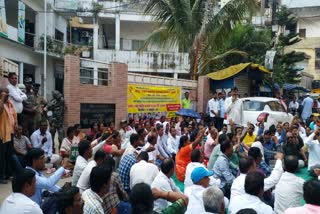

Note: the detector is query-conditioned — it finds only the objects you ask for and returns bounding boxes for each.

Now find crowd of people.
[0,73,320,214]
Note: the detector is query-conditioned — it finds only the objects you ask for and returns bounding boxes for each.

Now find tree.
[141,0,258,79]
[272,6,308,85]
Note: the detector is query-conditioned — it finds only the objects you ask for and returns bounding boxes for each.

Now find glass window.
[267,101,286,112]
[80,67,93,84]
[243,100,265,111]
[315,48,320,70]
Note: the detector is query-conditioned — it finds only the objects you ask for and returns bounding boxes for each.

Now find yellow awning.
[206,63,271,80]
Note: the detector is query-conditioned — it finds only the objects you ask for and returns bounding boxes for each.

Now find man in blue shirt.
[25,148,68,205]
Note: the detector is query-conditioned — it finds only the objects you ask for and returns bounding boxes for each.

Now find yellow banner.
[128,84,181,118]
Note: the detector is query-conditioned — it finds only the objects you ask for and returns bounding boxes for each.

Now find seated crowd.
[1,114,320,214]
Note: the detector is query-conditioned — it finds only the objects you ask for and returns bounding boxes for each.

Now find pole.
[44,0,47,99]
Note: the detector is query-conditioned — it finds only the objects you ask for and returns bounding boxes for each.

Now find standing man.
[289,96,299,115]
[225,87,243,126]
[46,90,64,151]
[33,83,47,131]
[0,87,18,184]
[182,92,191,109]
[301,93,313,122]
[208,91,220,128]
[22,77,36,137]
[217,91,226,131]
[6,72,27,118]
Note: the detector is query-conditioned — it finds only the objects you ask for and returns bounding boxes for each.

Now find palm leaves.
[141,0,259,78]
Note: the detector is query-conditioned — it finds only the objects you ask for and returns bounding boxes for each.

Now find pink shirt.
[285,204,320,214]
[204,134,215,159]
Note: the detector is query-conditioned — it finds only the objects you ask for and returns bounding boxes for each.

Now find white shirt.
[130,160,159,189]
[230,159,283,200]
[228,193,274,214]
[77,160,97,193]
[167,134,180,154]
[289,101,299,110]
[142,142,159,163]
[30,129,54,157]
[305,133,320,170]
[151,171,181,212]
[72,155,88,186]
[0,193,43,214]
[274,172,304,214]
[184,185,206,214]
[208,98,220,117]
[121,144,136,160]
[225,97,243,125]
[184,162,220,188]
[7,83,27,113]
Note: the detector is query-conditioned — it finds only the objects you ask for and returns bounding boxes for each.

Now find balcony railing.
[95,49,189,73]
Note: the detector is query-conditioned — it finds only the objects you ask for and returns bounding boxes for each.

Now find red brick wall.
[197,76,210,113]
[64,55,128,128]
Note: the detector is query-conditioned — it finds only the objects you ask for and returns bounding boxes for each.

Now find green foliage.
[272,6,307,86]
[142,0,259,78]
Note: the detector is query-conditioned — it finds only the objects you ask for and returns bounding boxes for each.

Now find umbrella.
[176,109,200,118]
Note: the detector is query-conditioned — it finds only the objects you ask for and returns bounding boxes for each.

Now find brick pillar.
[197,76,210,113]
[108,63,128,127]
[64,55,81,127]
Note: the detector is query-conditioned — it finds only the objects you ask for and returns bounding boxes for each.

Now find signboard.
[127,84,181,119]
[80,103,115,129]
[18,1,25,43]
[265,50,277,70]
[55,0,78,10]
[0,0,7,38]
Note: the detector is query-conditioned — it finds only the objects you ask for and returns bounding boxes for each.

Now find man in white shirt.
[77,150,107,193]
[208,91,220,127]
[167,127,180,155]
[185,167,214,214]
[228,171,273,214]
[30,121,61,168]
[304,129,320,176]
[6,72,27,114]
[122,133,141,159]
[151,158,181,212]
[72,140,92,186]
[289,96,299,115]
[231,154,283,200]
[0,168,43,214]
[202,186,225,214]
[224,87,243,126]
[130,151,159,189]
[184,149,220,188]
[274,156,305,214]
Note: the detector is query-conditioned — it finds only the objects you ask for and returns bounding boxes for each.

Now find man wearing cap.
[185,167,223,214]
[22,77,36,137]
[301,93,313,122]
[32,83,47,131]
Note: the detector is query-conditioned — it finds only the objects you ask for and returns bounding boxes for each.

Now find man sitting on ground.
[274,155,305,214]
[72,140,92,186]
[56,186,83,214]
[0,168,43,213]
[25,148,68,205]
[77,150,107,193]
[130,151,159,189]
[151,158,181,213]
[284,180,320,214]
[228,171,273,214]
[202,186,225,214]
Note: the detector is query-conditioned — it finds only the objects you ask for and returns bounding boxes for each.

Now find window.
[98,68,109,86]
[80,67,93,84]
[299,29,306,38]
[243,100,265,111]
[316,48,320,70]
[132,40,144,51]
[267,101,286,112]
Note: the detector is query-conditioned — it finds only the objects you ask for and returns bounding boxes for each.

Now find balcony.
[95,49,189,73]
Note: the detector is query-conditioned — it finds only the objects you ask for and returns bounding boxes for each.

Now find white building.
[0,0,68,97]
[281,0,320,80]
[54,0,190,79]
